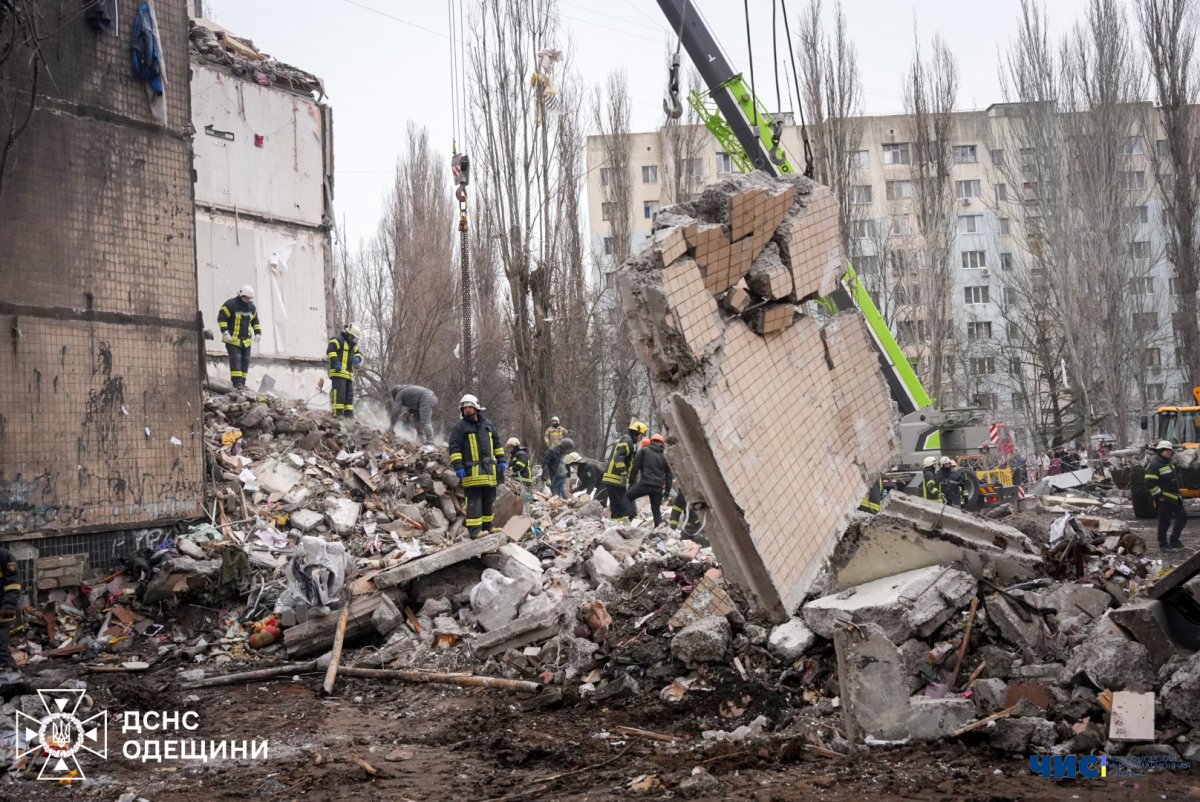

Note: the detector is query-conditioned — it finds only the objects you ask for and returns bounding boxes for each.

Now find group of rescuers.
[217,285,695,539]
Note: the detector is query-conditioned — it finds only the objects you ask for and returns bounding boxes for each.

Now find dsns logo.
[14,689,108,782]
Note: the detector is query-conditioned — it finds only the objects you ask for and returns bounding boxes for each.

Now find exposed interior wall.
[0,0,204,535]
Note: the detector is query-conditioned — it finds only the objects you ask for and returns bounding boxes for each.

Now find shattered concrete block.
[1109,600,1177,669]
[376,533,506,589]
[773,184,842,298]
[973,677,1008,715]
[472,610,562,659]
[418,597,452,619]
[984,594,1050,653]
[595,674,640,703]
[989,717,1057,753]
[490,543,544,585]
[746,303,797,335]
[1109,691,1156,742]
[1160,652,1200,729]
[1061,633,1157,692]
[671,616,731,666]
[289,508,324,533]
[669,575,736,630]
[325,497,361,535]
[722,285,751,314]
[803,565,976,643]
[767,618,816,662]
[254,459,302,495]
[833,622,974,742]
[470,571,535,632]
[1045,583,1112,630]
[833,493,1042,590]
[587,546,623,586]
[372,593,402,637]
[745,244,794,300]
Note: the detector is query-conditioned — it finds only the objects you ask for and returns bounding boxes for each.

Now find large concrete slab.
[375,533,507,589]
[618,173,897,622]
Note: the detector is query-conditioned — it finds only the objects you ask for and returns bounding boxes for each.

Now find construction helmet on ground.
[559,437,575,451]
[650,434,665,445]
[922,456,938,468]
[564,451,582,465]
[345,323,363,339]
[460,393,484,410]
[629,418,648,435]
[239,285,255,300]
[506,437,521,448]
[1156,440,1174,451]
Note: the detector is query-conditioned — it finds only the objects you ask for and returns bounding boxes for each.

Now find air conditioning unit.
[961,198,971,206]
[981,268,992,278]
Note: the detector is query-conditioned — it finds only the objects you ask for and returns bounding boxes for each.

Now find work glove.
[221,332,234,345]
[351,355,363,367]
[0,605,15,620]
[455,467,466,480]
[254,331,262,341]
[497,461,507,483]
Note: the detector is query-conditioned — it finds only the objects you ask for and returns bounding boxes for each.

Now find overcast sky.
[204,0,1092,246]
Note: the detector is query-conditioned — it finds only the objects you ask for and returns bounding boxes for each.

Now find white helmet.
[1156,440,1174,451]
[939,456,955,467]
[563,451,582,465]
[345,323,363,339]
[239,285,255,300]
[460,393,485,411]
[506,437,521,448]
[550,416,560,424]
[922,456,937,468]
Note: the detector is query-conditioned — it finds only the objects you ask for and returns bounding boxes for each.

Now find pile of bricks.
[618,172,897,621]
[36,554,88,591]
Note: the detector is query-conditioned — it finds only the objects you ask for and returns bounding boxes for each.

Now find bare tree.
[904,31,959,403]
[1138,0,1200,391]
[658,66,707,205]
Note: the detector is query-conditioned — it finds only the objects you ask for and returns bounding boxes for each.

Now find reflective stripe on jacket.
[327,334,360,379]
[511,447,532,485]
[449,414,504,488]
[217,296,261,347]
[1147,454,1181,501]
[603,433,636,487]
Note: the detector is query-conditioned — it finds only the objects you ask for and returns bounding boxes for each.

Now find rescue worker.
[0,546,22,679]
[564,451,607,502]
[544,417,569,449]
[1147,440,1187,550]
[603,418,647,522]
[389,384,439,443]
[542,437,573,499]
[448,394,506,538]
[327,324,362,417]
[938,457,964,508]
[921,456,944,502]
[627,433,672,526]
[217,285,261,390]
[506,437,533,488]
[857,476,884,513]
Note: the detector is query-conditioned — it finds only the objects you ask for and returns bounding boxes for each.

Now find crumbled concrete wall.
[617,173,897,622]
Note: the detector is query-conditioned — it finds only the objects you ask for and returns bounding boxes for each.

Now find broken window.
[953,145,978,164]
[715,152,734,174]
[851,219,876,239]
[885,180,914,200]
[883,142,911,165]
[967,321,993,340]
[956,180,982,199]
[643,200,659,219]
[994,183,1007,201]
[960,215,982,233]
[961,250,987,269]
[849,184,874,204]
[641,165,659,184]
[964,285,990,305]
[970,356,996,375]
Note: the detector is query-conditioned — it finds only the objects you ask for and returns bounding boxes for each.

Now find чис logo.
[14,689,108,782]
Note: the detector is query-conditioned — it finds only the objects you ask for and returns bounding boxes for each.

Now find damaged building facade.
[190,13,336,402]
[0,0,204,551]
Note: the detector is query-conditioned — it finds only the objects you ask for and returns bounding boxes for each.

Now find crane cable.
[743,0,757,130]
[779,0,815,178]
[663,0,686,119]
[448,0,473,384]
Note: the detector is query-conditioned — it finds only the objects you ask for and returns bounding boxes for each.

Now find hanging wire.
[772,0,781,115]
[458,0,468,131]
[779,0,815,178]
[448,0,459,146]
[743,0,758,128]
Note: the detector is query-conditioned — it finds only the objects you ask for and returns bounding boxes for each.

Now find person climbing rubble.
[627,433,672,527]
[921,456,944,502]
[564,450,607,502]
[544,416,569,448]
[217,285,261,391]
[1147,439,1187,550]
[449,394,506,538]
[0,545,23,682]
[542,437,573,499]
[602,418,647,522]
[389,384,439,444]
[327,323,363,418]
[506,437,533,488]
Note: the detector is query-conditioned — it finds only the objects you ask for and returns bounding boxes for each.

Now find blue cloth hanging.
[130,2,164,95]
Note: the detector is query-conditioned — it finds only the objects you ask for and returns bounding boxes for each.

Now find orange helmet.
[650,434,665,445]
[640,438,651,448]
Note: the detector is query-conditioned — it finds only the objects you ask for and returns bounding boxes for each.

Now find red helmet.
[640,438,650,448]
[650,434,665,445]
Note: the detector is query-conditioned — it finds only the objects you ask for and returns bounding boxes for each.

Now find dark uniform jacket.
[449,414,505,489]
[510,447,532,486]
[922,468,944,501]
[217,296,261,347]
[603,431,637,488]
[1147,454,1182,502]
[629,442,671,496]
[574,458,606,493]
[327,333,361,379]
[0,546,20,616]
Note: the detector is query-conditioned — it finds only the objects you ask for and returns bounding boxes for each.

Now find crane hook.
[663,52,683,120]
[769,119,787,165]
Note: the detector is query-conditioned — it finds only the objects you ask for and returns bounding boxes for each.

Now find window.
[1011,391,1026,408]
[851,219,876,239]
[1019,147,1037,164]
[1147,383,1166,401]
[855,255,880,275]
[685,159,703,180]
[1145,347,1162,368]
[970,356,996,375]
[999,218,1012,235]
[994,183,1007,201]
[1009,358,1023,375]
[897,319,928,343]
[1121,170,1146,190]
[960,214,982,233]
[965,285,990,304]
[956,180,982,199]
[961,250,987,269]
[602,236,614,255]
[953,144,978,164]
[1131,276,1154,295]
[849,184,874,204]
[1127,205,1149,224]
[1130,240,1152,261]
[890,251,917,275]
[886,180,914,200]
[967,321,993,341]
[1170,276,1183,295]
[891,215,913,236]
[895,283,921,305]
[918,141,940,163]
[643,200,659,220]
[1000,252,1015,271]
[849,149,869,169]
[1174,311,1189,337]
[991,149,1005,167]
[1134,312,1158,332]
[974,392,998,411]
[1123,136,1144,156]
[883,142,912,165]
[1003,286,1017,308]
[715,152,734,174]
[1022,180,1040,198]
[641,165,658,184]
[1156,139,1170,159]
[600,167,616,187]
